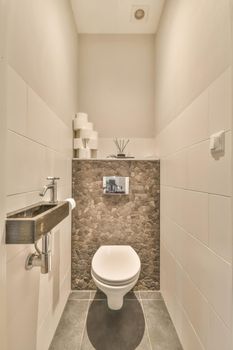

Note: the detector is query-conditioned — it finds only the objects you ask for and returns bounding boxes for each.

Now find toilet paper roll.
[79,128,94,139]
[82,122,93,130]
[73,138,84,149]
[79,148,91,159]
[75,112,88,122]
[73,119,87,130]
[65,198,76,210]
[88,139,98,150]
[89,131,98,140]
[73,113,88,130]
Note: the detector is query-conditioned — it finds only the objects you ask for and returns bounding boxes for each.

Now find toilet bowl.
[91,245,141,310]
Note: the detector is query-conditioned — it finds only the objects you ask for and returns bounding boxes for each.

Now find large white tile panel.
[161,187,183,225]
[178,90,209,149]
[176,263,209,348]
[187,140,209,192]
[209,194,232,263]
[208,131,231,196]
[162,187,208,244]
[6,191,40,213]
[7,247,40,350]
[207,307,231,350]
[155,90,209,158]
[176,226,232,327]
[181,190,209,244]
[175,306,205,350]
[162,149,187,188]
[7,131,46,195]
[209,67,232,135]
[160,243,177,321]
[27,87,59,149]
[205,251,232,327]
[37,271,53,329]
[36,270,70,350]
[7,65,27,135]
[161,215,178,258]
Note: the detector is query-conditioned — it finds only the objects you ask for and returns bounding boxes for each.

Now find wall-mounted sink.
[6,201,69,244]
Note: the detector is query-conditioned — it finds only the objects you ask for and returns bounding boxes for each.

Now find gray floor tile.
[90,289,140,301]
[140,291,162,300]
[142,300,183,350]
[49,300,89,350]
[69,291,91,300]
[90,289,106,300]
[124,291,141,300]
[81,299,148,350]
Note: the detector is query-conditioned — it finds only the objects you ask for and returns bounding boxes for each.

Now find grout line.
[79,298,91,349]
[162,214,232,266]
[7,129,72,156]
[7,189,40,197]
[140,299,153,350]
[161,240,232,330]
[161,184,231,198]
[8,63,71,129]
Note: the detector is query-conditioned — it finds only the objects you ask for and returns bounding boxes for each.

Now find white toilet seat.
[91,268,140,286]
[91,245,141,285]
[91,245,141,310]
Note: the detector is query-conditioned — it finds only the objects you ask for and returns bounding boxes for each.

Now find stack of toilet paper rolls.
[73,112,98,159]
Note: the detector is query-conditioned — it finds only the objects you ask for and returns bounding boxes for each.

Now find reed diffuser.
[114,138,130,157]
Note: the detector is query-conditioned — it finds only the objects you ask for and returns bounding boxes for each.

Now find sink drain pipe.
[25,232,52,274]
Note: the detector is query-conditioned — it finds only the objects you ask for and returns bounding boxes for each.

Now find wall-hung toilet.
[91,245,141,310]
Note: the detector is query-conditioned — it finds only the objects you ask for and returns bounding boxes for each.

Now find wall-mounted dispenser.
[103,176,129,195]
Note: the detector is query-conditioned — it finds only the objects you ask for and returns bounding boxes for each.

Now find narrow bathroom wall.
[0,0,7,348]
[72,160,160,290]
[78,34,156,157]
[5,1,79,349]
[154,1,232,349]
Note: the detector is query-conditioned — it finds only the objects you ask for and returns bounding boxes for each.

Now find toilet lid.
[91,245,141,284]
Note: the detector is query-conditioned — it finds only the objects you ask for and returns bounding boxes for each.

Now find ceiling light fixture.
[134,8,145,20]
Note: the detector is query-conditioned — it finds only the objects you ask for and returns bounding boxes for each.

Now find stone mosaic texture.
[72,160,160,290]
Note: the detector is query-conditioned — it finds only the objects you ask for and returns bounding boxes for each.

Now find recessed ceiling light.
[134,8,145,20]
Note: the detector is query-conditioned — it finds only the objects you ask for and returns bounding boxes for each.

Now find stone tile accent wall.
[72,160,160,290]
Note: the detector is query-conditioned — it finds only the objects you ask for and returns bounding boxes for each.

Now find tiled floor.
[49,291,183,350]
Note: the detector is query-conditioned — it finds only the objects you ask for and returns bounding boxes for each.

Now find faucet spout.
[39,185,50,197]
[39,177,60,203]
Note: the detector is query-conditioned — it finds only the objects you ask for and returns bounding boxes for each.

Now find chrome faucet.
[39,177,60,203]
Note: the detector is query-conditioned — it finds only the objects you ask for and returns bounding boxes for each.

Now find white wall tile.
[162,187,209,245]
[176,263,209,348]
[27,87,58,149]
[175,306,205,350]
[6,74,72,350]
[156,8,233,348]
[174,223,232,327]
[155,90,209,158]
[178,90,209,149]
[7,131,46,195]
[209,194,232,262]
[205,252,232,328]
[207,307,232,350]
[36,270,70,350]
[209,68,232,135]
[181,190,208,244]
[7,247,40,350]
[162,149,187,188]
[6,191,40,213]
[7,65,27,135]
[187,141,209,192]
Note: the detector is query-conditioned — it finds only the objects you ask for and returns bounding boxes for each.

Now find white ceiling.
[71,0,165,34]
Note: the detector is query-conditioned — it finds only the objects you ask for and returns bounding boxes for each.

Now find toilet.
[91,245,141,310]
